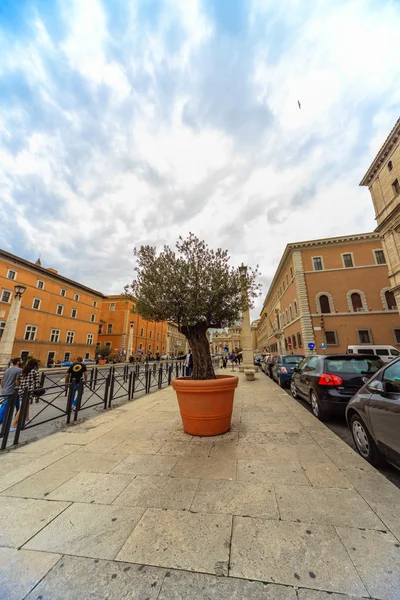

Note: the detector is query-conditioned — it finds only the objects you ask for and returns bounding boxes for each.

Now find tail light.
[280,367,288,373]
[318,373,343,386]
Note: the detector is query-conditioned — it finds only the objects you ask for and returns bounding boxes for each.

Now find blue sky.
[1,0,399,316]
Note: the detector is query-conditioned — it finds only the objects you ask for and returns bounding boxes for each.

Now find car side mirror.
[293,367,299,373]
[367,380,384,394]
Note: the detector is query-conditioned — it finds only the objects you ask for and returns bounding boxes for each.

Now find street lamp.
[0,284,27,368]
[128,320,134,360]
[238,264,256,380]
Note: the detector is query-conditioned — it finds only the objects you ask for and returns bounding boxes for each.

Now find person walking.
[0,357,22,424]
[185,349,193,376]
[65,357,88,408]
[10,359,39,430]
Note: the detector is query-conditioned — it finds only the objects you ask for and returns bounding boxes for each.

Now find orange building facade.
[258,233,400,356]
[0,250,103,365]
[97,295,168,359]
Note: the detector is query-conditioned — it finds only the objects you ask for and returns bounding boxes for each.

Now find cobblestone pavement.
[0,371,399,599]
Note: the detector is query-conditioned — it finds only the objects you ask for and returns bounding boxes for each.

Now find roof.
[0,248,104,298]
[360,118,400,186]
[261,232,379,312]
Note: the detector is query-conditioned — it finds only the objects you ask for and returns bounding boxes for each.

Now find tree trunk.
[181,323,215,380]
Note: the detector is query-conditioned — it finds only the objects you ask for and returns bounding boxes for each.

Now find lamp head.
[14,285,26,298]
[239,264,247,278]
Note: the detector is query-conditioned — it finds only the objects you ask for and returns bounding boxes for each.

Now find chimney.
[35,258,42,266]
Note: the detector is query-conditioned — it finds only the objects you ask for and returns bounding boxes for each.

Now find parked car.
[272,354,305,387]
[254,354,263,367]
[290,354,384,421]
[83,358,96,365]
[265,355,277,378]
[61,360,73,367]
[346,357,400,468]
[347,345,399,364]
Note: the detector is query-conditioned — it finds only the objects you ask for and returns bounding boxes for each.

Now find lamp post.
[128,321,134,359]
[0,284,27,368]
[238,264,256,380]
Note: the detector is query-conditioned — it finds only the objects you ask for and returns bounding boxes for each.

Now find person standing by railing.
[10,359,39,430]
[0,357,22,425]
[65,356,88,408]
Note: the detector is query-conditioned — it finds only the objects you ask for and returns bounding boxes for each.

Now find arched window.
[319,295,331,314]
[351,293,363,311]
[385,290,397,310]
[289,306,293,320]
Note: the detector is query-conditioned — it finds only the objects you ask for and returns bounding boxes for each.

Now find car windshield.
[391,349,400,356]
[325,357,382,374]
[282,356,304,365]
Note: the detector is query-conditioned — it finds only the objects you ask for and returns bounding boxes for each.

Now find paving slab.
[158,569,297,599]
[302,463,353,489]
[237,459,310,485]
[111,454,179,476]
[48,450,128,473]
[25,555,166,600]
[25,502,145,559]
[157,440,213,457]
[0,467,77,499]
[230,517,367,596]
[47,472,133,504]
[170,456,237,480]
[275,485,385,529]
[112,437,167,454]
[191,479,279,518]
[297,590,367,600]
[113,475,199,510]
[116,508,232,575]
[0,547,61,600]
[336,526,400,600]
[0,496,70,547]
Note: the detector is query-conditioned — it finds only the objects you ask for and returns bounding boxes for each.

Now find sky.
[1,0,399,319]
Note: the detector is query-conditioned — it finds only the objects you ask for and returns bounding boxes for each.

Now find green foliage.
[96,345,112,358]
[124,233,261,330]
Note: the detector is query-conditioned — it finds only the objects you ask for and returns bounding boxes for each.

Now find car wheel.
[290,381,298,398]
[310,390,326,421]
[350,413,382,467]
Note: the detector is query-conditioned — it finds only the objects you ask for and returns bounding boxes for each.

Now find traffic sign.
[320,344,328,349]
[308,342,315,350]
[137,350,142,355]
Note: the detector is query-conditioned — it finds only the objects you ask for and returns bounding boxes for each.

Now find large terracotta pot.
[172,375,239,436]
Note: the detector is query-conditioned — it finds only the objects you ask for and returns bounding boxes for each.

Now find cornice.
[360,118,400,186]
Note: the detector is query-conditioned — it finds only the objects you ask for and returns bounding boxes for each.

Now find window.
[90,314,96,322]
[140,328,144,336]
[286,274,289,285]
[32,298,41,310]
[98,323,103,334]
[85,352,90,359]
[290,266,293,279]
[294,301,298,317]
[110,303,115,311]
[342,253,354,268]
[358,329,372,344]
[383,361,400,394]
[283,281,286,291]
[351,293,363,311]
[394,329,400,345]
[24,325,37,341]
[325,330,338,346]
[71,308,77,318]
[107,324,113,334]
[374,250,386,265]
[385,290,397,310]
[156,345,159,352]
[305,357,319,371]
[87,333,94,345]
[7,269,16,280]
[1,290,12,303]
[292,335,297,349]
[289,306,293,320]
[285,310,288,324]
[56,304,64,315]
[148,344,152,351]
[149,330,152,338]
[66,330,75,344]
[157,332,160,340]
[313,257,323,271]
[319,295,331,314]
[74,293,80,302]
[388,160,393,171]
[0,321,6,340]
[297,333,302,348]
[50,329,60,343]
[139,343,143,350]
[64,352,71,362]
[105,342,111,348]
[392,178,400,196]
[37,280,45,290]
[60,288,66,297]
[93,300,97,308]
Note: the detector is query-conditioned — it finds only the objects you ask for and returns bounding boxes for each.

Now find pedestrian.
[0,357,22,424]
[222,356,228,369]
[10,358,39,430]
[185,349,193,376]
[155,352,161,362]
[65,356,88,408]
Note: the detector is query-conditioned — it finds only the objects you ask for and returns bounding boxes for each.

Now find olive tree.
[125,234,260,380]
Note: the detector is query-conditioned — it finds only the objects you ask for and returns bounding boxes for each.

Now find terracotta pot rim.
[172,374,238,392]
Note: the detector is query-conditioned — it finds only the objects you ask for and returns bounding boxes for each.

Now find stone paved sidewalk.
[0,371,399,600]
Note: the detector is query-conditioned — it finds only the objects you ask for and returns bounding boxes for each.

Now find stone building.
[360,119,400,312]
[258,233,399,356]
[251,319,260,352]
[166,322,189,357]
[211,325,242,354]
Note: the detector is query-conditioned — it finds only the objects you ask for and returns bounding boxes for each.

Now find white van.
[347,345,400,363]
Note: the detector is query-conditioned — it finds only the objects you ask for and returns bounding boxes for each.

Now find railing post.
[128,371,133,400]
[158,367,162,389]
[73,380,84,422]
[168,366,172,385]
[1,391,17,450]
[13,388,29,446]
[66,380,75,424]
[104,373,110,410]
[108,373,115,408]
[93,367,98,392]
[146,368,151,394]
[131,372,136,399]
[89,368,94,391]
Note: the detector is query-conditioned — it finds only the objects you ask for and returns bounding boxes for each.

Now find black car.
[290,354,383,421]
[346,357,400,468]
[271,354,305,387]
[265,355,277,378]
